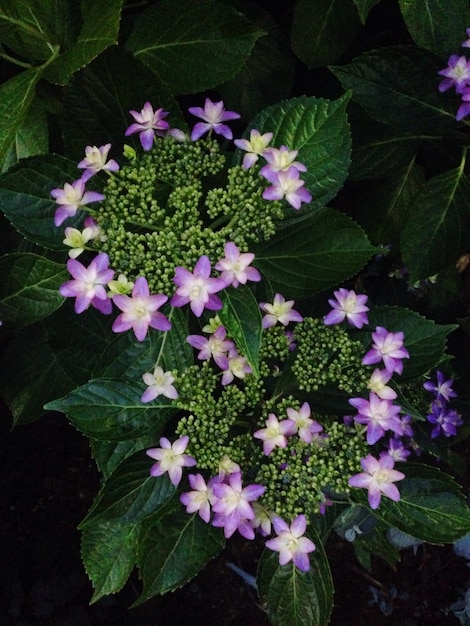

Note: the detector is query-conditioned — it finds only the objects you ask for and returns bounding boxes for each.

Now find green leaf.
[366,306,457,380]
[81,454,175,528]
[399,0,470,58]
[1,95,49,173]
[45,378,177,441]
[219,286,262,375]
[136,509,225,601]
[362,463,470,543]
[0,253,67,327]
[401,163,470,282]
[81,518,139,603]
[217,1,295,120]
[352,0,382,23]
[0,154,83,249]
[258,528,333,626]
[354,159,425,246]
[255,208,377,298]
[0,68,41,165]
[291,0,362,68]
[0,305,114,425]
[91,436,155,480]
[44,0,123,85]
[330,45,457,132]
[61,46,183,161]
[126,0,264,95]
[246,94,352,212]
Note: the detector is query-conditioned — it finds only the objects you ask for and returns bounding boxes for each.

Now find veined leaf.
[126,0,264,95]
[352,0,382,24]
[135,509,225,602]
[255,208,377,298]
[401,161,470,282]
[81,518,139,603]
[44,0,123,85]
[0,253,66,327]
[291,0,361,68]
[399,0,470,58]
[80,454,175,528]
[45,378,177,441]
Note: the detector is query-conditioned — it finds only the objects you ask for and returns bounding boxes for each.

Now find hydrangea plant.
[1,1,470,625]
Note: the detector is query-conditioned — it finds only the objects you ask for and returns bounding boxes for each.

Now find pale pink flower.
[220,348,252,385]
[188,98,240,141]
[286,402,323,443]
[348,453,405,510]
[63,217,102,259]
[215,242,261,288]
[186,325,234,369]
[180,473,212,523]
[234,129,273,169]
[260,145,307,174]
[112,276,171,341]
[259,293,303,329]
[59,252,114,314]
[77,144,120,182]
[171,255,226,317]
[217,455,241,480]
[323,288,369,329]
[51,179,105,226]
[141,365,178,403]
[146,435,196,486]
[265,514,316,572]
[125,102,169,150]
[367,369,397,400]
[349,393,403,445]
[253,412,295,455]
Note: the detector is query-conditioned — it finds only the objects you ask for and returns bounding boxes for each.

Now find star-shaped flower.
[188,98,240,141]
[265,514,316,572]
[262,167,312,210]
[215,242,261,288]
[259,293,303,329]
[234,129,273,169]
[146,436,196,486]
[171,255,226,317]
[77,144,120,182]
[125,102,169,150]
[51,179,105,226]
[141,365,178,403]
[323,288,369,329]
[362,326,410,375]
[348,453,405,510]
[59,252,114,314]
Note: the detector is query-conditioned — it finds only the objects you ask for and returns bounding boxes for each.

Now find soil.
[1,406,468,626]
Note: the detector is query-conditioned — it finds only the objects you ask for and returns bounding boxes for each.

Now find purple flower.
[146,435,196,486]
[253,412,295,455]
[77,144,120,182]
[462,28,470,48]
[215,242,261,288]
[259,293,303,329]
[385,438,410,462]
[362,326,410,375]
[265,514,316,572]
[220,348,252,385]
[141,365,178,403]
[186,325,234,369]
[262,167,312,210]
[211,471,265,539]
[456,88,470,121]
[188,98,240,141]
[112,276,171,341]
[348,453,405,510]
[438,55,470,93]
[59,252,114,314]
[423,370,457,402]
[323,288,369,329]
[180,473,212,523]
[171,255,226,317]
[51,179,105,227]
[349,393,403,445]
[427,402,463,438]
[125,102,169,151]
[234,129,273,169]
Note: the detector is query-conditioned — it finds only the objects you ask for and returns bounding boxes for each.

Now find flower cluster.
[424,371,462,438]
[438,29,470,121]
